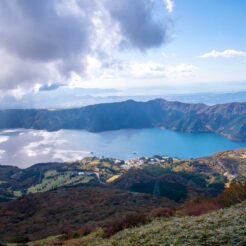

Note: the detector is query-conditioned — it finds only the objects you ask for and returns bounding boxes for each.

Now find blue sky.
[116,0,246,88]
[0,0,245,98]
[174,0,246,51]
[168,0,246,81]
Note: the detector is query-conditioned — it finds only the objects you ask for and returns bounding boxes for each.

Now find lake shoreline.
[1,128,246,168]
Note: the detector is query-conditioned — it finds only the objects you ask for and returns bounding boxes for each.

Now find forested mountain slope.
[0,99,246,140]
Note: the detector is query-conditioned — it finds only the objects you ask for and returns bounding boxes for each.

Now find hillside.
[24,201,246,246]
[73,201,246,246]
[0,149,245,244]
[0,149,245,203]
[0,99,246,140]
[0,187,175,242]
[198,148,246,178]
[0,157,126,202]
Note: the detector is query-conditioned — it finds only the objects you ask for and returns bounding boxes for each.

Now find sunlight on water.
[0,128,246,168]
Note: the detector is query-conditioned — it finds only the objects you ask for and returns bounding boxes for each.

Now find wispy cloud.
[200,49,246,58]
[77,59,198,81]
[163,0,174,13]
[129,62,198,78]
[0,149,5,158]
[0,136,9,144]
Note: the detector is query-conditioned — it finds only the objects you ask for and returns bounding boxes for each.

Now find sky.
[0,0,245,99]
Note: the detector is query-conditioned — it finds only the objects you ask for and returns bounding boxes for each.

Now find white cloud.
[162,52,168,58]
[0,136,9,144]
[200,49,246,58]
[130,62,197,78]
[0,0,171,95]
[0,49,62,96]
[69,61,198,87]
[165,64,198,76]
[23,130,67,157]
[0,149,5,158]
[163,0,174,13]
[52,150,90,162]
[22,130,90,162]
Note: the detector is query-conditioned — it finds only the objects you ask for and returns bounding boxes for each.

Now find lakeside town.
[79,154,180,170]
[69,155,181,184]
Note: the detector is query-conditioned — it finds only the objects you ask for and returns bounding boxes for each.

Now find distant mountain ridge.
[0,99,246,141]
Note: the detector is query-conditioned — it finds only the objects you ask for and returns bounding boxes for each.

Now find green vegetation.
[112,166,224,202]
[0,149,246,244]
[0,187,174,242]
[28,172,94,193]
[0,158,126,201]
[91,202,246,246]
[1,149,245,202]
[12,191,22,197]
[26,201,246,246]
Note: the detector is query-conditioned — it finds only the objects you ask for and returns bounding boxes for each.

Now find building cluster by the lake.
[79,155,179,170]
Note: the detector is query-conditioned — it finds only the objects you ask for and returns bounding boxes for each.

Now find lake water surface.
[0,128,246,168]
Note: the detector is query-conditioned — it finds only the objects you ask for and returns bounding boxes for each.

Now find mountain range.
[0,99,246,141]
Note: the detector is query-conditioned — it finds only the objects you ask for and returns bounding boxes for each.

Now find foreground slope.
[0,187,174,242]
[61,202,246,246]
[0,99,246,140]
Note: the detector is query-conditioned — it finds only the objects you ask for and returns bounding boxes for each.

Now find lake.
[0,128,246,168]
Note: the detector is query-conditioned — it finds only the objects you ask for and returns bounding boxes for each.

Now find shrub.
[78,223,101,236]
[103,212,149,237]
[64,222,101,240]
[72,231,81,239]
[177,181,246,216]
[150,207,174,218]
[216,180,246,207]
[64,229,80,240]
[8,235,30,243]
[180,200,222,216]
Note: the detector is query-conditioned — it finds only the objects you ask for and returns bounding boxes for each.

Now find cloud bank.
[200,49,246,58]
[0,0,171,95]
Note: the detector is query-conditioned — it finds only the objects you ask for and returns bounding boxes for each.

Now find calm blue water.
[0,128,246,168]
